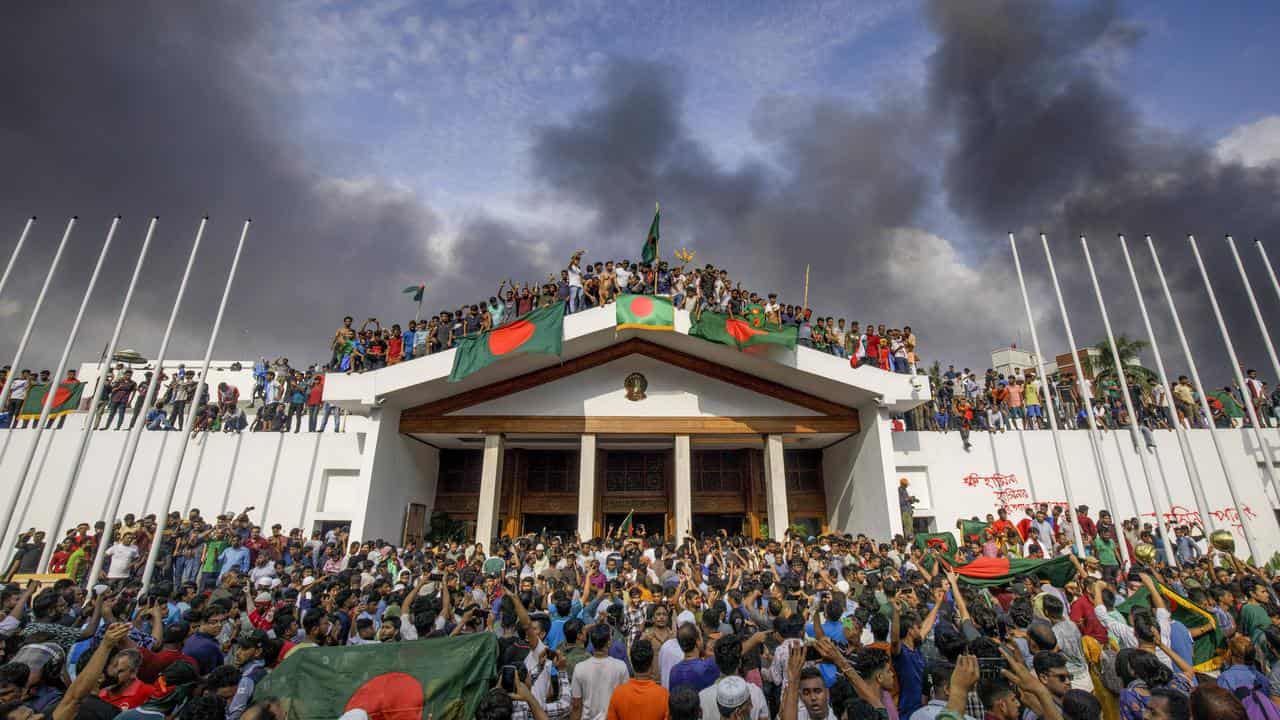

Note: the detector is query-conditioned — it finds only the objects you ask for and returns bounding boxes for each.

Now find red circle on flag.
[628,295,654,318]
[488,319,535,355]
[343,672,424,720]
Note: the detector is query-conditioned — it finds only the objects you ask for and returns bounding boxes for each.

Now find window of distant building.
[784,449,822,492]
[692,450,746,493]
[605,452,665,493]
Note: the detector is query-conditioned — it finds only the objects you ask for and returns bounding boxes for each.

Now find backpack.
[1233,681,1280,720]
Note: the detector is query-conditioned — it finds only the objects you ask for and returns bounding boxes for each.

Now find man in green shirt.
[200,533,229,591]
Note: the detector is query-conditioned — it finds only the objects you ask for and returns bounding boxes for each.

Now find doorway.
[523,514,577,538]
[604,513,665,538]
[693,514,747,538]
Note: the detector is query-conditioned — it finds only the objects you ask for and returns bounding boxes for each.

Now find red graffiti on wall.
[961,473,1020,489]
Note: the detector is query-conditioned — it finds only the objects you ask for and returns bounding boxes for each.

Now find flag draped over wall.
[1116,583,1222,670]
[448,302,565,382]
[19,381,84,420]
[616,294,674,331]
[953,555,1076,588]
[690,309,798,350]
[254,631,497,720]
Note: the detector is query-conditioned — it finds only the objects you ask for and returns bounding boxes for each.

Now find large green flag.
[255,632,497,719]
[690,309,798,350]
[616,294,673,331]
[953,555,1076,589]
[641,205,659,264]
[448,302,565,382]
[19,381,84,420]
[1115,583,1222,670]
[913,532,957,557]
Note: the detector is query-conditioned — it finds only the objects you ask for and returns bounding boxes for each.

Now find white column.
[674,435,692,543]
[763,434,790,539]
[474,434,505,549]
[577,434,596,539]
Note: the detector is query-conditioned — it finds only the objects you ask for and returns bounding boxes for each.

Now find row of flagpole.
[1009,232,1280,562]
[0,216,249,592]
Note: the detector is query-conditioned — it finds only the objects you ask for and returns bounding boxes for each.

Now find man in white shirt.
[571,624,630,720]
[105,535,140,581]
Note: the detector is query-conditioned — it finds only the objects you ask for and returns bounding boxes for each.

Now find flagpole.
[1227,236,1280,426]
[39,218,157,570]
[0,217,35,304]
[1081,236,1176,563]
[1189,235,1280,504]
[1040,233,1130,567]
[87,217,207,589]
[1,217,115,553]
[0,218,76,465]
[653,203,660,296]
[1121,235,1215,532]
[415,286,423,325]
[802,264,810,313]
[1168,235,1262,559]
[1009,233,1082,554]
[1256,239,1280,311]
[140,219,250,594]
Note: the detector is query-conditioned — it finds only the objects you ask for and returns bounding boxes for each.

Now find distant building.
[1055,347,1104,382]
[990,345,1038,378]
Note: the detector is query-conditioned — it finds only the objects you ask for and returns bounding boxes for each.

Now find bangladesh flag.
[690,309,798,350]
[953,555,1076,589]
[617,509,634,536]
[616,294,673,331]
[254,631,496,719]
[641,204,659,264]
[1116,583,1222,670]
[403,284,425,302]
[914,531,957,557]
[19,381,84,420]
[960,520,991,543]
[448,302,565,382]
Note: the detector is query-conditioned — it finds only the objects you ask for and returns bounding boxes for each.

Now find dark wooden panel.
[691,493,747,514]
[434,494,479,514]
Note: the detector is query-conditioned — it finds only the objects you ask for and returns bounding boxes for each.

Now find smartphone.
[500,665,517,692]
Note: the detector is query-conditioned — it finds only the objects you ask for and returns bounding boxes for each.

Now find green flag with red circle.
[616,293,674,331]
[689,309,798,350]
[448,302,565,382]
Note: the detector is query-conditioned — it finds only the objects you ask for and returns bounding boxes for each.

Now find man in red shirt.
[1016,508,1035,541]
[989,508,1016,540]
[99,648,161,709]
[1067,576,1109,643]
[138,623,200,684]
[1075,505,1097,546]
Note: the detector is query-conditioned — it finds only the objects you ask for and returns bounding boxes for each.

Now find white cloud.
[1215,116,1280,168]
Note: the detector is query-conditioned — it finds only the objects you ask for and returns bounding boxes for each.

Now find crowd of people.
[0,359,345,435]
[909,364,1280,449]
[0,499,1275,720]
[327,252,921,375]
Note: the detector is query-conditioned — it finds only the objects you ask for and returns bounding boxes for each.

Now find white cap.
[676,610,697,628]
[256,577,273,587]
[715,676,751,709]
[301,576,315,587]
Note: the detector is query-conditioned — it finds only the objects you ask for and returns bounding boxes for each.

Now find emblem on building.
[624,372,648,401]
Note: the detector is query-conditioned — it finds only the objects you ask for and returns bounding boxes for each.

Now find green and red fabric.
[913,532,957,557]
[641,205,659,264]
[960,520,992,543]
[616,294,674,331]
[403,284,425,302]
[1115,583,1222,671]
[616,510,634,536]
[254,631,496,719]
[690,309,798,350]
[953,555,1076,589]
[19,381,84,420]
[448,302,565,382]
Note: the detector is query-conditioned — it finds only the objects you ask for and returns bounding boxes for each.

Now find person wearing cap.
[698,634,769,719]
[227,629,269,720]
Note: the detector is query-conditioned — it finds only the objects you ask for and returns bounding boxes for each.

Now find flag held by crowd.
[689,309,798,350]
[254,631,497,720]
[448,301,565,382]
[19,380,84,420]
[952,554,1077,588]
[616,293,674,331]
[1115,583,1222,671]
[402,284,425,302]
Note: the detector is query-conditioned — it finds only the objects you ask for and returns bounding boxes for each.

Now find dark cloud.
[925,0,1280,379]
[0,3,468,370]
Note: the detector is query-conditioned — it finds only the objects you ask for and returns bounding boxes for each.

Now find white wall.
[457,355,821,417]
[892,428,1280,559]
[0,417,368,546]
[823,402,899,539]
[354,407,440,544]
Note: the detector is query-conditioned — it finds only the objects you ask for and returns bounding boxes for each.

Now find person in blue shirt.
[893,585,945,719]
[218,535,251,581]
[401,322,416,361]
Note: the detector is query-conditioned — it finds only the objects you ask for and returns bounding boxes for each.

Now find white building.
[2,303,1278,562]
[990,346,1038,378]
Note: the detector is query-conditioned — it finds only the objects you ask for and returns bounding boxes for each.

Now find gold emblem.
[624,372,648,401]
